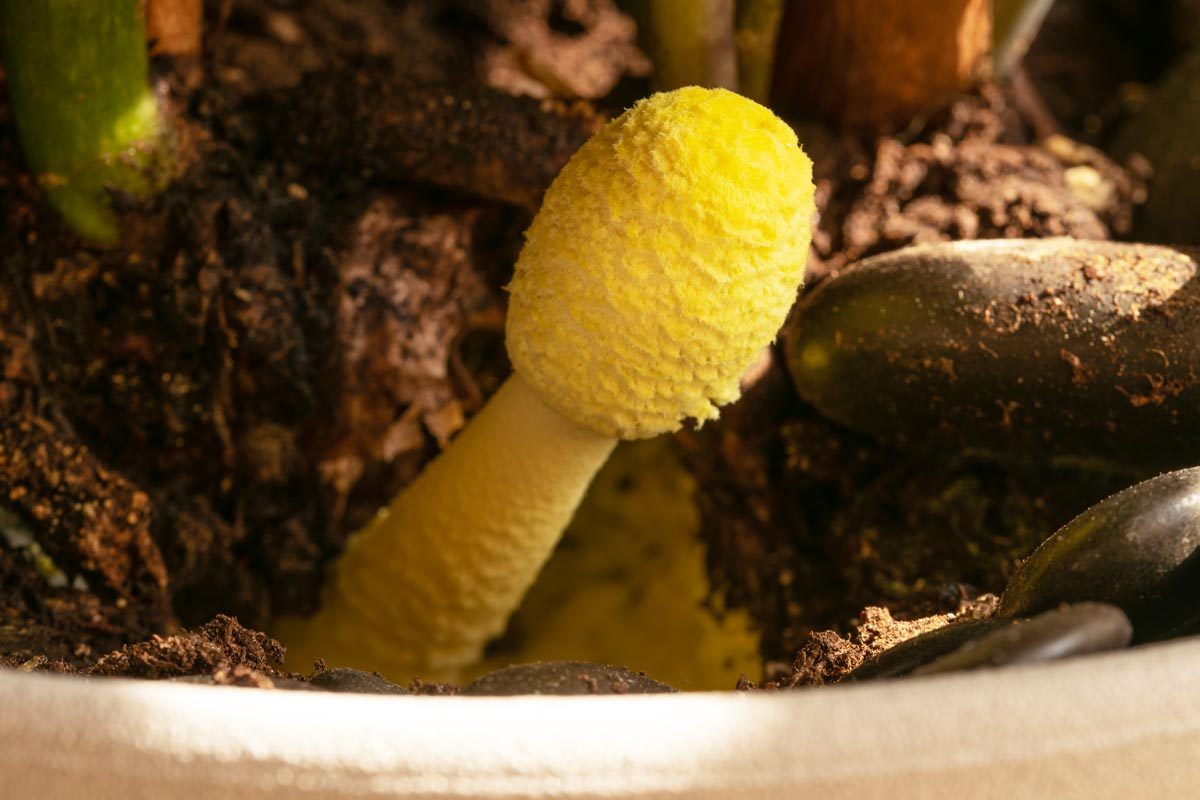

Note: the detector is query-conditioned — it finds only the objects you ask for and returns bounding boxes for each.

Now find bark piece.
[284,74,605,211]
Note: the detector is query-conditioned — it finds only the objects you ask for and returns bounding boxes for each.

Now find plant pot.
[3,638,1199,798]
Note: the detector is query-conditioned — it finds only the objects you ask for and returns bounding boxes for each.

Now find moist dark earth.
[0,0,1189,689]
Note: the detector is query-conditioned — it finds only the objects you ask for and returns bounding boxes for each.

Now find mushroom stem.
[277,374,616,677]
[278,87,814,680]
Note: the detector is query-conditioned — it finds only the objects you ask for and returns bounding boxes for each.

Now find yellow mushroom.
[277,87,815,677]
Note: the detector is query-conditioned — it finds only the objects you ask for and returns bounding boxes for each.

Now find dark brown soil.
[462,660,676,695]
[0,415,169,662]
[0,0,631,676]
[85,614,286,679]
[0,0,1176,687]
[740,595,999,689]
[679,87,1146,664]
[800,86,1143,283]
[1020,0,1179,145]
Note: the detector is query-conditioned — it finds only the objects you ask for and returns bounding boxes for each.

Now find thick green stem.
[992,0,1054,77]
[645,0,738,91]
[735,0,782,103]
[1,0,165,243]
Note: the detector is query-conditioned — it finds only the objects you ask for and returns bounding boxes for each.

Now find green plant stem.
[1,0,165,243]
[735,0,782,103]
[993,0,1055,77]
[646,0,738,92]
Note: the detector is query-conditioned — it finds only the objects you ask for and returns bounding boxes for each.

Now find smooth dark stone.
[786,239,1200,471]
[913,603,1132,676]
[308,667,408,695]
[1000,467,1200,641]
[462,661,676,696]
[845,619,1014,681]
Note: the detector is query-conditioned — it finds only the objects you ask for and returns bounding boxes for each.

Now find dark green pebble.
[845,619,1014,682]
[1000,467,1200,641]
[913,603,1132,676]
[308,667,408,695]
[786,239,1200,471]
[462,661,676,696]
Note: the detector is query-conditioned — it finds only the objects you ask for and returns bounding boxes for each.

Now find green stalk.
[1,0,166,243]
[734,0,782,104]
[993,0,1056,77]
[645,0,738,92]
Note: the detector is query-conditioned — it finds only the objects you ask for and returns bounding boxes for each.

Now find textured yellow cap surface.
[506,87,815,439]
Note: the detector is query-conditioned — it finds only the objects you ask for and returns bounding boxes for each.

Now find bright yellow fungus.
[509,86,815,438]
[276,87,815,678]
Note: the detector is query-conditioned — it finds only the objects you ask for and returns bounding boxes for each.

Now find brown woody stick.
[284,75,605,212]
[771,0,991,136]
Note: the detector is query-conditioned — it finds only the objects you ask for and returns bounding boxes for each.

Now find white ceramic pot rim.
[3,637,1200,799]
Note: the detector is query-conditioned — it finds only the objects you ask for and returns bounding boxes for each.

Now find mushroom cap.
[506,87,815,439]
